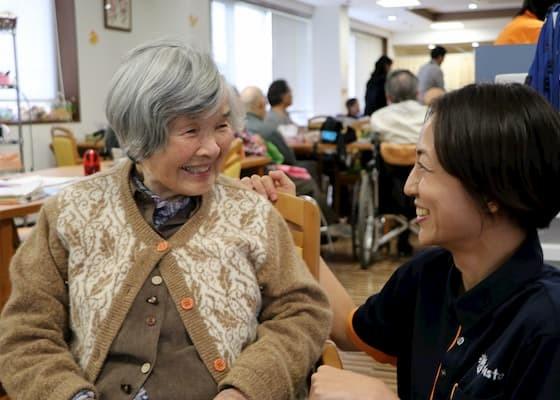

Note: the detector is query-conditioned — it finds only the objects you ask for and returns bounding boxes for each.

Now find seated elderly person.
[240,86,339,226]
[370,70,426,256]
[0,40,331,400]
[370,69,427,144]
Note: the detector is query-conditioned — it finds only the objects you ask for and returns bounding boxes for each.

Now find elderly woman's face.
[139,103,233,199]
[404,118,488,252]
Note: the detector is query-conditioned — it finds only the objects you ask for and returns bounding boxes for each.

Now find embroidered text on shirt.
[476,354,504,381]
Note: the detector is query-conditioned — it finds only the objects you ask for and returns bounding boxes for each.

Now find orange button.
[156,241,169,252]
[213,358,226,372]
[180,297,194,310]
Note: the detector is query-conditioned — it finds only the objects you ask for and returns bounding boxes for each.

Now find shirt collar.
[446,231,544,331]
[130,167,196,228]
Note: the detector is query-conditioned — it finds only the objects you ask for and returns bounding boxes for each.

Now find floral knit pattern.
[54,167,270,372]
[56,173,147,370]
[172,183,269,364]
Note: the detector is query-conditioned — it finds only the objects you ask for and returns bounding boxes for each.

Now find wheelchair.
[351,136,418,268]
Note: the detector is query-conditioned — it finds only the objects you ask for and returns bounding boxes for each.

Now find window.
[211,0,312,125]
[212,0,272,95]
[0,0,77,123]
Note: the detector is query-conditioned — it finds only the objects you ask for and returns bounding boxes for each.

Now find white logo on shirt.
[476,354,504,381]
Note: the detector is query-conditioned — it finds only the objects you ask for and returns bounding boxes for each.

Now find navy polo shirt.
[350,232,560,399]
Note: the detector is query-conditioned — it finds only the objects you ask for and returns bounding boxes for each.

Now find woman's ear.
[487,201,499,214]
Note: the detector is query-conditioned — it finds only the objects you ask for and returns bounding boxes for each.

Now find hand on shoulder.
[240,170,296,201]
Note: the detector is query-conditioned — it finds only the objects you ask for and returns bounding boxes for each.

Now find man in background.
[266,79,294,126]
[417,45,446,103]
[370,69,427,144]
[370,70,426,256]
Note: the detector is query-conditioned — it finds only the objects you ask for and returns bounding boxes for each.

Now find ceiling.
[300,0,522,32]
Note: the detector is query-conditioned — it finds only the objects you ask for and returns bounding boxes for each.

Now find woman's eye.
[217,123,230,130]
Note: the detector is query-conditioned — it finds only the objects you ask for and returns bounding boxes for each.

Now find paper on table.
[0,175,81,203]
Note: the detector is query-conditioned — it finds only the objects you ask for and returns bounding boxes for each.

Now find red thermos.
[83,149,101,175]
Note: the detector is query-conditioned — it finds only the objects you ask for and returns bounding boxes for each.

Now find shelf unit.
[0,15,24,172]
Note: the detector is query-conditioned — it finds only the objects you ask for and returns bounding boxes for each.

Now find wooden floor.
[323,236,410,393]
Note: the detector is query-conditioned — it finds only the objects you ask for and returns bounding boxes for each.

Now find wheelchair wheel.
[356,173,376,268]
[351,182,360,261]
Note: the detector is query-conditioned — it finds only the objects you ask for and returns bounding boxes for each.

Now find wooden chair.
[221,138,244,179]
[307,115,328,131]
[50,126,81,166]
[274,192,343,369]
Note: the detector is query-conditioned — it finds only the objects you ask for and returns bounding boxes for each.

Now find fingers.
[256,174,278,201]
[268,170,296,196]
[240,171,295,201]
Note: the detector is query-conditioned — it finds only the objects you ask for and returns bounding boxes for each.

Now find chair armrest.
[320,340,343,369]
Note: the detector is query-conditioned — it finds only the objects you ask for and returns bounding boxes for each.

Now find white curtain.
[271,12,312,125]
[349,31,383,107]
[211,0,272,95]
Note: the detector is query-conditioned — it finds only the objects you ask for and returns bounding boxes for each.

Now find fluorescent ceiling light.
[387,15,397,21]
[428,44,435,49]
[377,0,420,8]
[468,3,478,10]
[472,42,480,48]
[430,21,465,30]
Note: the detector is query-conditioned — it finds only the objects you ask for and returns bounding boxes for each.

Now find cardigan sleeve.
[218,208,332,400]
[0,199,97,399]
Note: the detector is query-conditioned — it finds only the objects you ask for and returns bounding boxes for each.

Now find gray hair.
[385,69,418,103]
[105,39,244,161]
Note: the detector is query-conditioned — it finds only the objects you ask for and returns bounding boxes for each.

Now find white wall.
[22,0,211,171]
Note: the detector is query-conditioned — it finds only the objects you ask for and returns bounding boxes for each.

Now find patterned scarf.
[132,173,195,228]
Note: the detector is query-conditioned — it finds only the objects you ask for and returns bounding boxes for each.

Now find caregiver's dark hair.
[429,83,560,230]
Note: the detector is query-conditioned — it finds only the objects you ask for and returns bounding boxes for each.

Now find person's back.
[417,46,446,101]
[246,112,297,165]
[495,10,543,44]
[364,55,393,116]
[371,70,427,144]
[495,0,558,45]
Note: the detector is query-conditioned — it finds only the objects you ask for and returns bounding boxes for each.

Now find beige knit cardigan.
[0,161,331,400]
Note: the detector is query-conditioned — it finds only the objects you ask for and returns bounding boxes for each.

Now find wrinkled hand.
[309,365,398,400]
[240,170,296,201]
[213,388,248,400]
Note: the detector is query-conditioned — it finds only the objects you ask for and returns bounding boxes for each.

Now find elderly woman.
[0,40,331,400]
[249,83,560,399]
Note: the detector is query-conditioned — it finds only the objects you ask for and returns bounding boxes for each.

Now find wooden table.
[288,140,373,156]
[0,162,112,310]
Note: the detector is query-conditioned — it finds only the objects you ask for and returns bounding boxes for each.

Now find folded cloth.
[276,164,311,180]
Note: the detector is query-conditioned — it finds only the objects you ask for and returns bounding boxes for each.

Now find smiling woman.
[290,84,560,400]
[0,39,332,400]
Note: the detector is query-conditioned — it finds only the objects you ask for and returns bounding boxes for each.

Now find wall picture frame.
[103,0,131,32]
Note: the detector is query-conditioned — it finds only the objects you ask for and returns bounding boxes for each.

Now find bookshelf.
[0,15,24,172]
